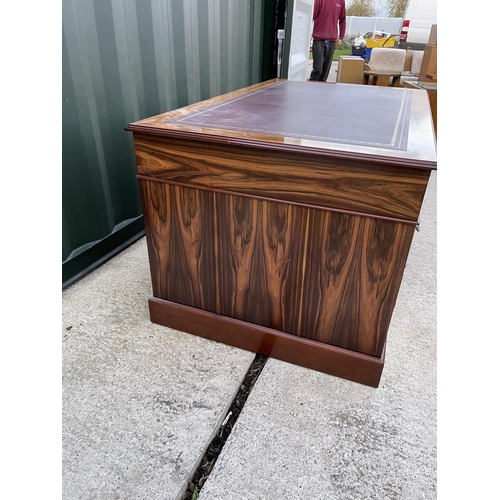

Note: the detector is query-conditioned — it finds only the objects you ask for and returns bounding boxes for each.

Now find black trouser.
[310,39,336,81]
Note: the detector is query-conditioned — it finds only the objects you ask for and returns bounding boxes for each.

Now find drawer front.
[133,133,430,222]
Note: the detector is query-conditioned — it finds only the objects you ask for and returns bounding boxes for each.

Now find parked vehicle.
[397,0,437,51]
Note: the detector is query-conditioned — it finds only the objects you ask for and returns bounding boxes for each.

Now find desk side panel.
[139,179,415,358]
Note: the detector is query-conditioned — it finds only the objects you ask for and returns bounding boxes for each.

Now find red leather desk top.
[126,79,437,169]
[170,80,410,150]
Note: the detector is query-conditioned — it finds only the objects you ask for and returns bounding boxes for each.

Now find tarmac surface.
[62,74,437,499]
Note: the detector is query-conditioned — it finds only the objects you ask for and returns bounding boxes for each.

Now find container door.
[286,0,313,81]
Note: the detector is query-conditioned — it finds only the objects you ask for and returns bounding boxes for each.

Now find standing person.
[309,0,346,82]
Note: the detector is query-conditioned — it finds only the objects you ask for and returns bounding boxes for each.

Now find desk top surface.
[126,79,436,169]
[404,80,438,91]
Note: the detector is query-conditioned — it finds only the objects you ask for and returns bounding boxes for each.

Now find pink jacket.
[312,0,346,41]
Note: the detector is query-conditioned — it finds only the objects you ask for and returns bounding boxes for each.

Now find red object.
[400,20,410,43]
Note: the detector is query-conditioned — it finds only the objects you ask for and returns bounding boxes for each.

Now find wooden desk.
[125,79,436,387]
[363,70,402,87]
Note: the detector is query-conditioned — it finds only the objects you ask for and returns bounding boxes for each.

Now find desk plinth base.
[149,297,386,388]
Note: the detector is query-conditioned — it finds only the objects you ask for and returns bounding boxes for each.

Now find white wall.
[345,16,402,37]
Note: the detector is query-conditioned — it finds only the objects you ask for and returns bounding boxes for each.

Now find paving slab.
[198,170,437,500]
[62,238,255,500]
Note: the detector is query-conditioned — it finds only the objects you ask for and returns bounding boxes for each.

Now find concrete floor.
[307,59,338,83]
[62,168,436,498]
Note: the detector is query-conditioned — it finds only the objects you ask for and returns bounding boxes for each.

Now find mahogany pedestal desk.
[125,79,437,388]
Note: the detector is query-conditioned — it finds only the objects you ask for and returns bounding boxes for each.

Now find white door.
[286,0,314,81]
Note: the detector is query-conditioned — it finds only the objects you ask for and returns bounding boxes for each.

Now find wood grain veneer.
[140,180,414,358]
[126,79,437,387]
[133,133,430,222]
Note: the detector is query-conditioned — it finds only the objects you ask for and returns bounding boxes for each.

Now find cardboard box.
[418,44,437,82]
[403,50,413,72]
[336,56,365,84]
[428,24,437,46]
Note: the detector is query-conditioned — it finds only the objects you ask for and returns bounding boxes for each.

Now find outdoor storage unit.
[125,79,437,387]
[336,56,366,84]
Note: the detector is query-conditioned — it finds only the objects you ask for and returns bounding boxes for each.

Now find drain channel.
[181,354,268,500]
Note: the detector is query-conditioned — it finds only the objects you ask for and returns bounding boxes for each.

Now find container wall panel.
[62,0,267,287]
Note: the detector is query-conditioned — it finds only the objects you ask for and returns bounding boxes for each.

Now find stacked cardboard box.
[418,24,437,82]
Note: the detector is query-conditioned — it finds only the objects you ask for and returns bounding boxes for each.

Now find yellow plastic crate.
[365,35,397,49]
